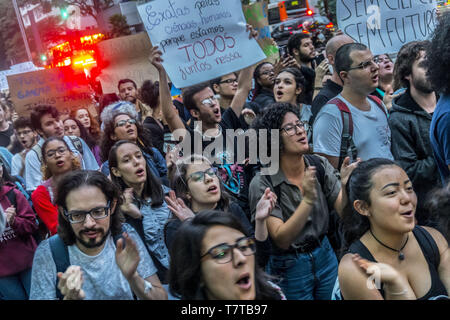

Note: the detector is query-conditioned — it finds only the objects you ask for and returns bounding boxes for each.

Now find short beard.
[76,228,110,249]
[413,77,434,94]
[299,52,314,63]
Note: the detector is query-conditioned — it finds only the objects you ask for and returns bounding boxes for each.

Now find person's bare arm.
[423,226,450,294]
[149,46,185,133]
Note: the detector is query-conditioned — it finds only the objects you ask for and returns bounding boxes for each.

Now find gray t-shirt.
[30,223,157,300]
[313,95,393,161]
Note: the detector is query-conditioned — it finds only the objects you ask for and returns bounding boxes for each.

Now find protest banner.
[95,32,159,94]
[137,0,267,88]
[0,62,40,91]
[7,66,95,117]
[337,0,438,55]
[0,70,12,91]
[243,0,279,64]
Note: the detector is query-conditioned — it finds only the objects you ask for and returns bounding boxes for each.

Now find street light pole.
[12,0,33,62]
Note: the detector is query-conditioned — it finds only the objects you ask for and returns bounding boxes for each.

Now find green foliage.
[109,14,132,38]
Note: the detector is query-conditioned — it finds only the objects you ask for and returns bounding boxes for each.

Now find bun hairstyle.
[340,158,397,256]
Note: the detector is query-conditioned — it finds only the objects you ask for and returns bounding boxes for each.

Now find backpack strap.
[368,95,388,117]
[32,144,43,163]
[329,98,358,169]
[303,154,325,188]
[49,234,70,300]
[68,136,84,157]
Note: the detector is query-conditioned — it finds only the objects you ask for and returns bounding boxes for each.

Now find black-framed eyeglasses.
[64,201,111,224]
[45,147,68,159]
[347,58,377,71]
[115,118,137,128]
[219,78,238,84]
[281,121,309,136]
[200,96,218,108]
[201,236,256,264]
[187,167,218,183]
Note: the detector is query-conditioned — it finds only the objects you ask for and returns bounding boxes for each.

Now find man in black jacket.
[389,41,440,225]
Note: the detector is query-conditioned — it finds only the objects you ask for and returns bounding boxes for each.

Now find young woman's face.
[257,63,275,89]
[111,143,147,187]
[274,71,301,104]
[365,165,417,234]
[376,54,394,78]
[75,109,91,129]
[111,114,138,142]
[63,119,81,137]
[185,162,221,211]
[44,140,73,177]
[280,112,309,155]
[200,225,256,300]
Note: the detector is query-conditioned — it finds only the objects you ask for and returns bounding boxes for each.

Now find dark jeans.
[0,268,32,300]
[266,236,338,300]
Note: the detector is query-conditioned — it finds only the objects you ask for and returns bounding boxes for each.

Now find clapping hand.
[340,156,361,186]
[57,265,85,300]
[120,188,142,219]
[115,232,140,281]
[302,166,318,205]
[165,190,194,221]
[255,188,277,222]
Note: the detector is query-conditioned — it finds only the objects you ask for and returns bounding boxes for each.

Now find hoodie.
[0,183,37,277]
[388,89,441,222]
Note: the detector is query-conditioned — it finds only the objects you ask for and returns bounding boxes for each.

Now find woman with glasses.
[99,101,168,184]
[164,155,276,268]
[251,62,276,112]
[109,140,171,283]
[0,156,38,300]
[273,67,313,141]
[372,54,395,108]
[168,210,285,300]
[31,137,81,236]
[63,117,102,166]
[249,103,358,300]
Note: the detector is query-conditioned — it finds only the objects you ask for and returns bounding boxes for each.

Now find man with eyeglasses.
[313,43,393,170]
[210,73,238,112]
[30,170,167,300]
[24,105,99,192]
[11,117,39,179]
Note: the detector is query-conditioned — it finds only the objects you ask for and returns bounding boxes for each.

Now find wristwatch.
[144,280,153,294]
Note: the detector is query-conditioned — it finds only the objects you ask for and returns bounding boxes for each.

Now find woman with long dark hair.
[164,154,276,268]
[338,158,449,300]
[109,140,171,282]
[63,117,101,166]
[251,62,275,112]
[168,210,285,300]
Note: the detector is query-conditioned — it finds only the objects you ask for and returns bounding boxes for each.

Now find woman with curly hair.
[249,102,358,300]
[31,137,81,236]
[428,11,450,184]
[337,158,449,300]
[99,101,168,184]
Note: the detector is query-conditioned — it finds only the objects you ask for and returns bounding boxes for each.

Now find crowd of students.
[0,14,449,301]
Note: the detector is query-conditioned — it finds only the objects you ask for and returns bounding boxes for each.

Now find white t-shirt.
[313,94,393,161]
[30,223,157,300]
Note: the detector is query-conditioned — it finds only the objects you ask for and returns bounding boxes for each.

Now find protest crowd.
[0,2,450,302]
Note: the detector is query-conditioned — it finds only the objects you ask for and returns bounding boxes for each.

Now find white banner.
[137,0,266,88]
[337,0,438,55]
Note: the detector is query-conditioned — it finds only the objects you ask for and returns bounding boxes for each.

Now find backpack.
[49,230,125,300]
[328,95,387,169]
[32,136,84,163]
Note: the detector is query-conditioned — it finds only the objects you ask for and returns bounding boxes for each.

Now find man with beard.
[11,117,39,179]
[313,43,393,169]
[389,41,440,225]
[118,79,151,122]
[29,170,167,300]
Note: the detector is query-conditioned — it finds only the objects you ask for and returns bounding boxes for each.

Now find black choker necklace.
[369,229,409,261]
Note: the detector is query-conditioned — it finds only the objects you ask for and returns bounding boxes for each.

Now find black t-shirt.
[0,123,14,148]
[311,79,343,123]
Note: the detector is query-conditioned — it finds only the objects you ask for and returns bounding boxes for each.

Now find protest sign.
[243,0,279,64]
[7,67,95,117]
[96,32,159,94]
[137,0,267,88]
[0,70,12,91]
[0,62,40,91]
[337,0,438,55]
